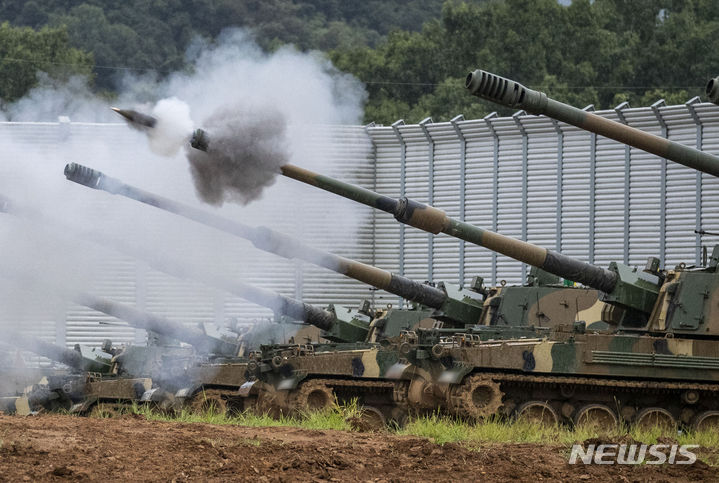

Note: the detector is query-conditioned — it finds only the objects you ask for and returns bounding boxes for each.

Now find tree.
[0,22,93,104]
[332,0,713,123]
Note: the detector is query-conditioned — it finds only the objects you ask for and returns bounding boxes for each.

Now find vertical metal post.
[55,303,67,348]
[57,116,71,143]
[294,261,304,304]
[364,122,378,303]
[550,119,563,253]
[419,117,434,283]
[450,114,466,284]
[651,99,667,267]
[685,97,703,265]
[392,119,406,307]
[56,116,71,346]
[614,102,631,265]
[213,292,225,326]
[134,261,148,345]
[483,112,499,285]
[583,105,596,264]
[513,110,528,281]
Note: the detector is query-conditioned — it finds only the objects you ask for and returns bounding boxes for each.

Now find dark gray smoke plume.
[186,107,289,205]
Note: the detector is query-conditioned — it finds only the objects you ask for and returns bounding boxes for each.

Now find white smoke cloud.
[148,98,194,157]
[0,28,373,367]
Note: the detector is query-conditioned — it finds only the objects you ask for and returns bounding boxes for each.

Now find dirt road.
[0,414,715,482]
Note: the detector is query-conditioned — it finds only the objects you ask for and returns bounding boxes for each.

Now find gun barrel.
[466,69,719,178]
[69,292,249,356]
[2,190,338,338]
[280,164,618,294]
[111,107,157,130]
[64,163,448,310]
[5,330,87,371]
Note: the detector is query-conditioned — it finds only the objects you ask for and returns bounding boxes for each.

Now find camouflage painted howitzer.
[382,265,719,431]
[3,192,398,417]
[2,330,151,416]
[64,163,485,338]
[246,148,719,428]
[366,249,719,427]
[466,69,719,177]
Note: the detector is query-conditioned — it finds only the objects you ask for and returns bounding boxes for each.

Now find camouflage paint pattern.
[479,285,607,330]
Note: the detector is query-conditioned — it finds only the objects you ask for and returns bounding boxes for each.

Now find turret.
[63,163,485,328]
[644,244,719,336]
[465,69,719,177]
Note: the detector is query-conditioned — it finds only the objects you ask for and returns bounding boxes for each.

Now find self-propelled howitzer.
[2,330,153,415]
[465,69,719,178]
[63,163,485,332]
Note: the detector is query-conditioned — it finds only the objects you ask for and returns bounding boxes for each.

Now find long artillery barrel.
[4,329,107,372]
[465,69,719,178]
[265,163,658,315]
[0,265,240,356]
[71,291,240,355]
[63,163,449,311]
[278,165,618,291]
[185,130,653,310]
[0,194,349,341]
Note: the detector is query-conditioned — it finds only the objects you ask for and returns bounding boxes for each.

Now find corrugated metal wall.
[2,99,719,353]
[368,101,719,296]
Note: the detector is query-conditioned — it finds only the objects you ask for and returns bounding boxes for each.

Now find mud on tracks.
[0,414,715,482]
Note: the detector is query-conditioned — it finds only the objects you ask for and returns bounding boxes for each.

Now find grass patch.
[124,400,360,432]
[99,402,719,465]
[398,413,719,449]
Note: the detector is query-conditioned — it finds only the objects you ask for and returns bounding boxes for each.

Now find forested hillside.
[0,0,445,93]
[332,0,719,122]
[1,0,718,123]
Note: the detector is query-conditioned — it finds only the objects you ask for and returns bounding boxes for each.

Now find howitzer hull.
[381,328,719,428]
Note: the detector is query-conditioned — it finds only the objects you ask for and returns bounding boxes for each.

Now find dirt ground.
[0,414,716,482]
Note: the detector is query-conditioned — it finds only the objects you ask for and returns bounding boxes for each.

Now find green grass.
[99,402,719,462]
[123,399,361,432]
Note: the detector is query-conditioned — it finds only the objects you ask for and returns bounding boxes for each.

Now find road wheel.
[190,390,227,416]
[516,401,559,426]
[349,406,387,432]
[573,404,618,431]
[255,387,282,418]
[288,380,334,414]
[449,374,503,420]
[635,407,676,431]
[693,411,719,432]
